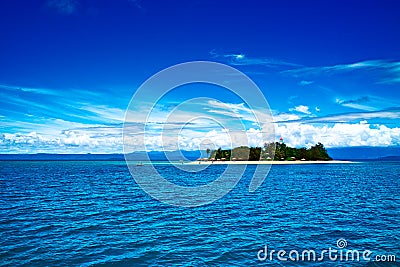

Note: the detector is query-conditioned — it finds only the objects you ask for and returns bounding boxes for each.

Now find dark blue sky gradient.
[1,0,399,89]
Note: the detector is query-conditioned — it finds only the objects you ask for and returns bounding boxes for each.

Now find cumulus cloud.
[2,120,400,153]
[276,122,400,148]
[138,121,400,151]
[0,129,122,154]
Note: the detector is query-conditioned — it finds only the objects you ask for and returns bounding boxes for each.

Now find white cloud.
[276,122,400,148]
[289,105,311,115]
[1,128,123,154]
[3,119,400,153]
[3,89,399,153]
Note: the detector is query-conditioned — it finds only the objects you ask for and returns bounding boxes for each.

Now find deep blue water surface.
[1,161,399,266]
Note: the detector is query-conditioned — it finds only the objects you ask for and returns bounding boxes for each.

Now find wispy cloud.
[0,84,124,126]
[299,80,314,86]
[0,84,61,96]
[79,105,125,123]
[205,100,252,122]
[207,109,243,118]
[275,108,400,124]
[205,100,273,127]
[284,60,385,75]
[211,50,400,85]
[128,0,145,11]
[210,50,302,68]
[47,0,79,15]
[207,100,251,114]
[0,84,104,100]
[380,76,400,84]
[334,95,400,112]
[335,96,377,111]
[283,59,400,84]
[337,96,371,104]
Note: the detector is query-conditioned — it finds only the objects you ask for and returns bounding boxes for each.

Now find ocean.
[1,161,399,266]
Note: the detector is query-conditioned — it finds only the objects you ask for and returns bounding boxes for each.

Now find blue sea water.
[0,161,399,266]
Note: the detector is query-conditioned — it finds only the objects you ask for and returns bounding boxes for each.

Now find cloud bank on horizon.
[1,82,399,153]
[1,0,400,153]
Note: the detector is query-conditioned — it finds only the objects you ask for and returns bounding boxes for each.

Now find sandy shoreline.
[188,160,355,165]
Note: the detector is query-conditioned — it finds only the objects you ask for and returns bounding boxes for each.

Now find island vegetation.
[207,142,332,161]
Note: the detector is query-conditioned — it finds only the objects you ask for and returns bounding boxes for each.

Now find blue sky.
[1,0,400,153]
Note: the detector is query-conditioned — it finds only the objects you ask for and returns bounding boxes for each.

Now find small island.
[203,141,332,162]
[192,139,354,165]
